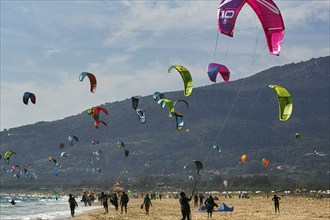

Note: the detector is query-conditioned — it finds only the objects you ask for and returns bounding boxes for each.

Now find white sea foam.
[0,194,101,220]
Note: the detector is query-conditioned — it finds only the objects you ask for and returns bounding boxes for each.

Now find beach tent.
[218,202,234,212]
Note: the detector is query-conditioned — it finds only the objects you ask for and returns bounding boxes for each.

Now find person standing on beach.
[141,193,152,215]
[199,193,204,207]
[179,191,192,220]
[120,191,129,214]
[82,192,88,206]
[193,191,198,208]
[272,194,281,213]
[68,194,78,217]
[204,195,218,218]
[100,192,109,214]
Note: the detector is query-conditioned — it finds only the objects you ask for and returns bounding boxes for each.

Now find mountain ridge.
[0,56,329,188]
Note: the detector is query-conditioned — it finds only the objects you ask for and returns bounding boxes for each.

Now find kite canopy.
[153,92,165,101]
[218,202,234,212]
[174,112,184,131]
[23,92,36,105]
[213,145,221,153]
[158,98,175,117]
[68,135,79,146]
[193,160,203,175]
[131,96,141,110]
[4,150,16,164]
[117,141,125,149]
[61,152,69,158]
[124,149,129,157]
[92,107,108,121]
[168,65,193,96]
[269,85,293,121]
[217,0,285,56]
[241,154,248,164]
[92,140,99,145]
[173,99,189,111]
[262,158,270,167]
[79,72,97,93]
[207,63,230,82]
[153,92,166,108]
[54,168,59,176]
[136,109,146,124]
[94,120,107,128]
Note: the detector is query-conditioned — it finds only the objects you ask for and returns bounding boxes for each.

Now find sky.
[1,0,329,131]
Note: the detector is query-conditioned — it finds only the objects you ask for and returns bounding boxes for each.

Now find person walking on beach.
[82,192,88,206]
[272,194,281,213]
[179,191,192,220]
[193,191,198,208]
[199,193,204,207]
[100,192,109,214]
[68,194,78,217]
[120,191,129,214]
[141,193,152,215]
[204,195,218,218]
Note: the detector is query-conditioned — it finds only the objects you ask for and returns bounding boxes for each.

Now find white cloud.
[44,45,68,57]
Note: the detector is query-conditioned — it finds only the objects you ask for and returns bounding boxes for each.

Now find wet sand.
[73,195,330,220]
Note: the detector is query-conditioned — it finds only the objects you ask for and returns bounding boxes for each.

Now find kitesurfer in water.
[10,199,16,205]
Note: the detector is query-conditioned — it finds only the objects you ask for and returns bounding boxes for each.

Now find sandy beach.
[73,195,330,220]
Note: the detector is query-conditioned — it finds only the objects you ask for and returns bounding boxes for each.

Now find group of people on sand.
[81,191,95,206]
[179,191,282,220]
[180,191,219,219]
[99,191,129,214]
[67,190,282,219]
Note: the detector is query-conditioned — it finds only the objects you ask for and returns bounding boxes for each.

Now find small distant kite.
[79,72,97,93]
[212,145,221,153]
[241,154,248,164]
[136,109,146,124]
[59,143,65,149]
[193,160,203,175]
[124,149,129,157]
[261,158,270,168]
[174,112,184,131]
[4,150,16,164]
[68,135,79,146]
[131,96,141,110]
[23,92,36,105]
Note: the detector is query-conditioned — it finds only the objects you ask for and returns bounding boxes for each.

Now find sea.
[0,194,102,220]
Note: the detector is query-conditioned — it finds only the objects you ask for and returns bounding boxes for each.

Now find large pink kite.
[217,0,285,56]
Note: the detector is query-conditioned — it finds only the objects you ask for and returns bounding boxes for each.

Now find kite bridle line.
[196,13,280,189]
